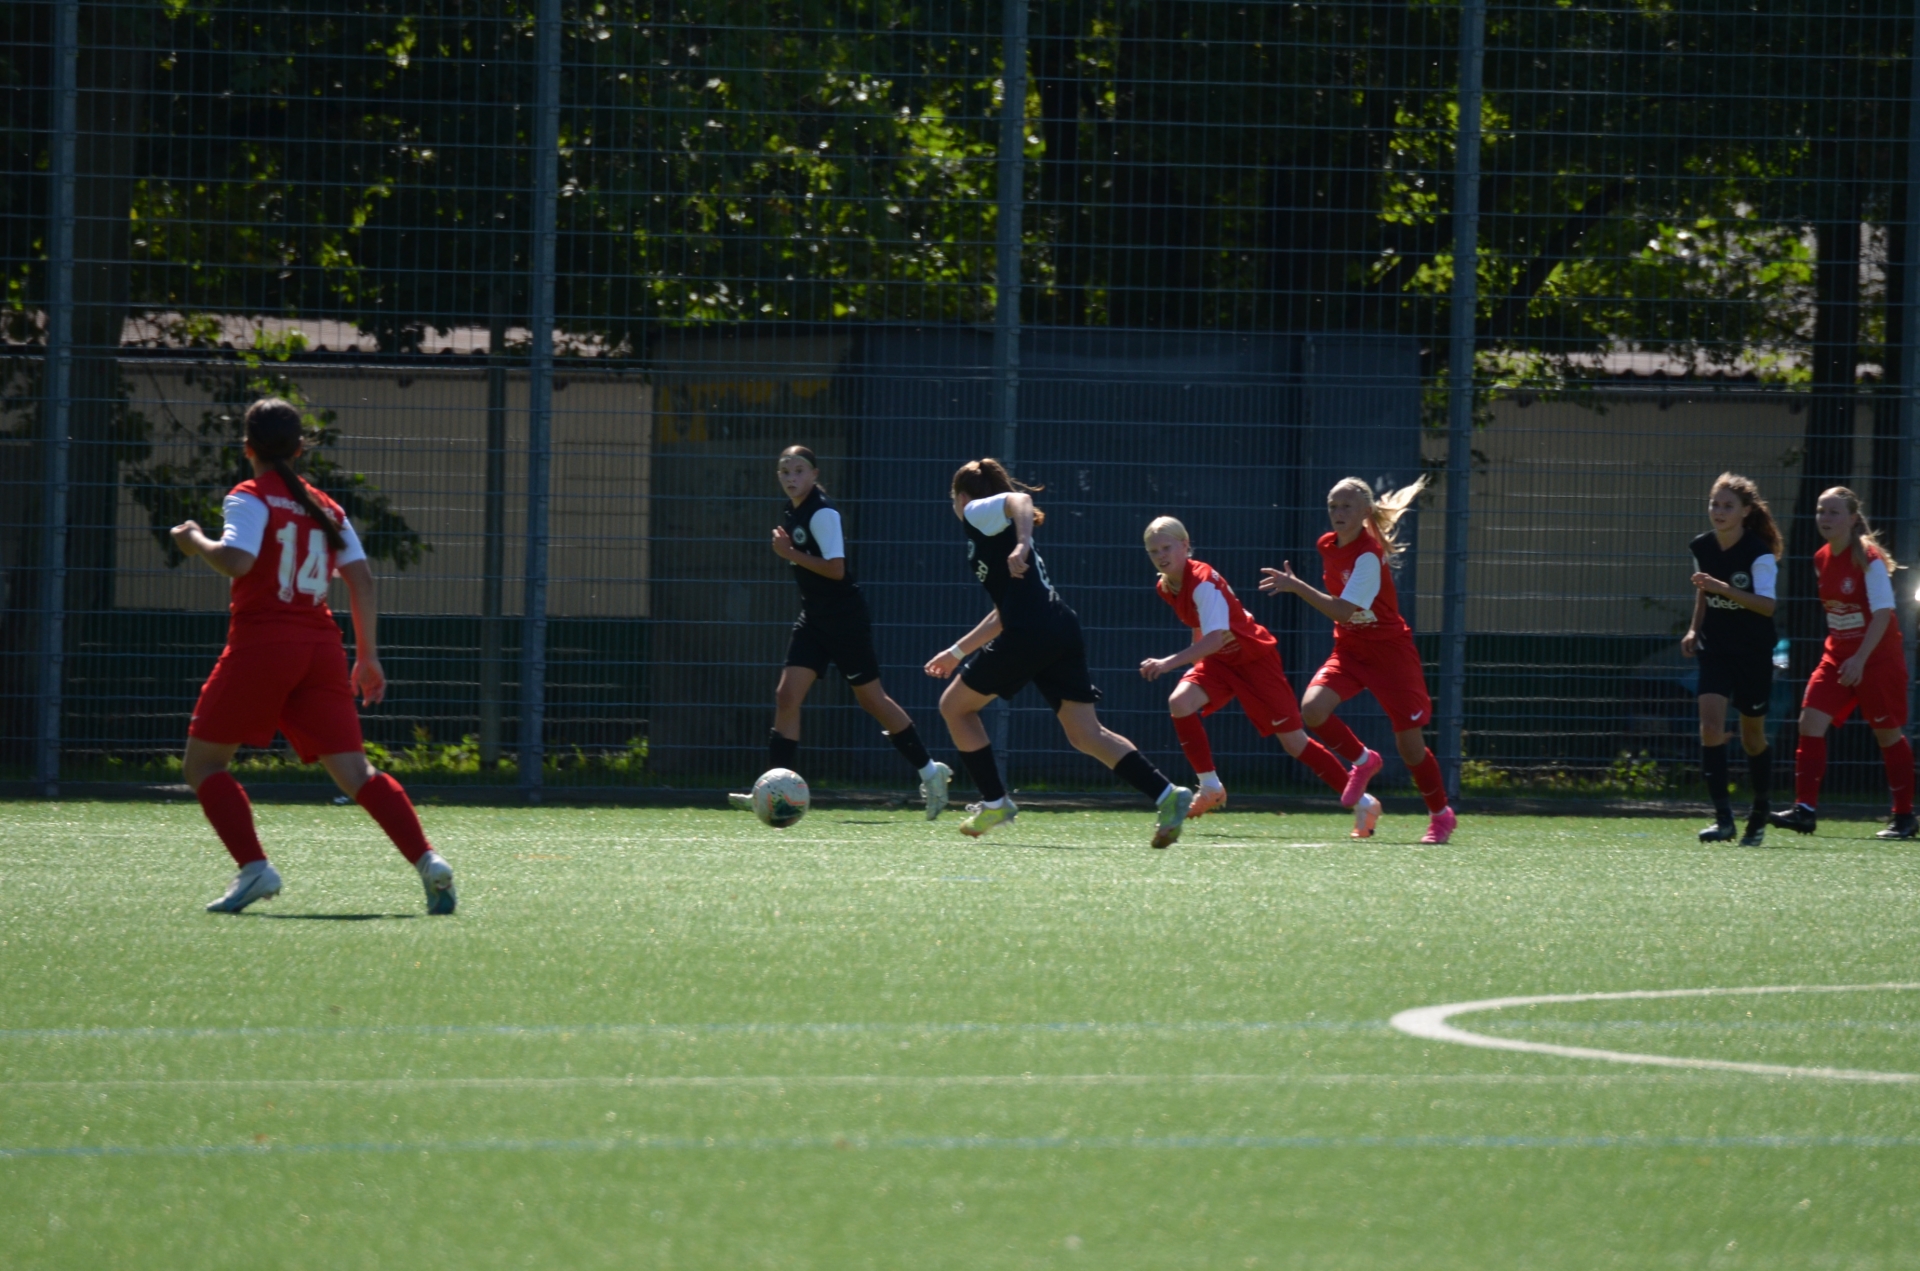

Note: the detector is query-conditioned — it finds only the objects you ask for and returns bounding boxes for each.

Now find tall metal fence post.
[481,303,508,768]
[1902,6,1920,732]
[519,0,561,797]
[1438,0,1485,801]
[990,0,1028,768]
[37,0,80,799]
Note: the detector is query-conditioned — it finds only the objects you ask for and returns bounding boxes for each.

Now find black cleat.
[1875,813,1918,841]
[1768,804,1818,835]
[1740,808,1769,847]
[1697,819,1737,843]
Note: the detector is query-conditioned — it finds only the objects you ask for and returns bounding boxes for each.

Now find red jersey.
[1816,541,1900,662]
[219,471,365,645]
[1318,530,1410,644]
[1155,558,1276,667]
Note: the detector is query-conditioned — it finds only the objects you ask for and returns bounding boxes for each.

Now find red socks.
[196,772,266,867]
[1410,749,1450,813]
[1312,716,1366,764]
[356,771,434,864]
[1883,736,1915,816]
[1171,712,1215,778]
[1296,738,1350,794]
[1794,735,1827,810]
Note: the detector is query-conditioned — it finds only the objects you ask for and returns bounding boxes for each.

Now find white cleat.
[418,851,457,916]
[727,792,754,812]
[1350,793,1382,839]
[206,860,282,913]
[921,762,953,821]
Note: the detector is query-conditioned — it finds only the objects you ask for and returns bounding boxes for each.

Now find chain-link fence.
[6,0,1920,804]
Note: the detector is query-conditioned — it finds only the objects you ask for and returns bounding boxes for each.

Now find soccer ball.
[751,768,810,828]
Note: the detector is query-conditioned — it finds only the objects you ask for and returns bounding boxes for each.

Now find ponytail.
[952,458,1046,526]
[1329,475,1426,566]
[1821,485,1899,575]
[1710,472,1783,559]
[244,398,346,553]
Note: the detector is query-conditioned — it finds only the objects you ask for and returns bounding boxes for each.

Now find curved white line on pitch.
[1390,983,1920,1084]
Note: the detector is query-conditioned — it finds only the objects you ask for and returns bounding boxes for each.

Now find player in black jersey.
[923,458,1193,847]
[1681,473,1782,845]
[729,446,951,817]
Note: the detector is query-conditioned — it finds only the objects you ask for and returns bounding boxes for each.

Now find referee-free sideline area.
[4,800,1919,1269]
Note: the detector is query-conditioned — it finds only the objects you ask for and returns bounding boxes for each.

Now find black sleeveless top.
[782,487,862,615]
[1689,530,1776,659]
[962,497,1076,634]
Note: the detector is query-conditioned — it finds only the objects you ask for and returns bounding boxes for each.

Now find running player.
[1259,476,1456,844]
[925,459,1193,847]
[1139,516,1360,817]
[1681,473,1781,845]
[729,445,951,816]
[169,398,456,914]
[1770,486,1915,840]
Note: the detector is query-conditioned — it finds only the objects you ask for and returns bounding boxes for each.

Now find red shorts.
[1802,652,1910,731]
[1183,650,1302,736]
[190,638,364,762]
[1309,638,1433,733]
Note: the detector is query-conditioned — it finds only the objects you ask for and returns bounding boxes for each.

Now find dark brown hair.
[1711,472,1783,559]
[778,444,824,494]
[245,398,345,553]
[951,458,1045,526]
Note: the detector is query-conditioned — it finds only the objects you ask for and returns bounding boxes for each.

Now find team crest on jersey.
[1732,571,1750,590]
[793,526,809,546]
[1842,576,1856,595]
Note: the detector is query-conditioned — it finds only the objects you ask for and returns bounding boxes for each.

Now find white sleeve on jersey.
[1192,581,1230,635]
[809,506,846,559]
[964,494,1012,535]
[1339,552,1382,608]
[219,491,269,556]
[1750,554,1778,600]
[335,515,367,568]
[1867,560,1895,613]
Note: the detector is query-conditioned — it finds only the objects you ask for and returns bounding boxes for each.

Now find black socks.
[1113,749,1173,803]
[1747,743,1771,812]
[958,744,1008,802]
[768,730,799,771]
[886,724,933,772]
[1702,742,1731,820]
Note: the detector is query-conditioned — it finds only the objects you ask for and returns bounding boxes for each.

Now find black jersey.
[1689,530,1777,659]
[782,487,862,614]
[962,495,1075,632]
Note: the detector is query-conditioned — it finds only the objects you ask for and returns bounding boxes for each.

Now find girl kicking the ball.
[1769,486,1914,840]
[729,445,951,818]
[925,459,1192,847]
[1139,516,1359,814]
[1260,476,1456,844]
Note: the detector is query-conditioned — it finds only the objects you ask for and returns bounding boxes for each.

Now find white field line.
[0,1072,1759,1092]
[1391,983,1920,1083]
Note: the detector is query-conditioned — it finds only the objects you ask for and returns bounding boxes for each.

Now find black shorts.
[1697,649,1773,718]
[961,620,1101,712]
[785,609,880,687]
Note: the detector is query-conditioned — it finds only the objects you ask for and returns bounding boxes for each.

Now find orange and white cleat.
[1420,807,1457,845]
[1349,793,1381,839]
[1189,784,1228,818]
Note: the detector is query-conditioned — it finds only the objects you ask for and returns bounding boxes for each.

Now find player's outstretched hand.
[924,650,960,679]
[1007,542,1030,578]
[1140,656,1176,682]
[352,656,388,705]
[1258,562,1299,595]
[170,520,204,556]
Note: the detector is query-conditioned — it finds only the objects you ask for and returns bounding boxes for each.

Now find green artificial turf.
[5,798,1920,1268]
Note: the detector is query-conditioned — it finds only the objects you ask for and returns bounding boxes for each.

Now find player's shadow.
[238,912,419,921]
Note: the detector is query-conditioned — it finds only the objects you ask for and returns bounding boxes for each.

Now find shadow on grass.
[237,912,420,922]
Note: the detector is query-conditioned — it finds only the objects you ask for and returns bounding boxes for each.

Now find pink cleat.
[1341,747,1383,809]
[1350,793,1381,839]
[1420,807,1457,845]
[1190,785,1228,818]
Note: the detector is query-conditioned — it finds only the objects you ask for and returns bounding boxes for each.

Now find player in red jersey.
[1260,476,1456,844]
[1769,486,1915,839]
[1139,517,1358,819]
[170,399,457,913]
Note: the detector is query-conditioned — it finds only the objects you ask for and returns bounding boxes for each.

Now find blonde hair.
[1710,472,1783,559]
[1328,475,1427,565]
[1143,515,1189,545]
[1820,486,1899,574]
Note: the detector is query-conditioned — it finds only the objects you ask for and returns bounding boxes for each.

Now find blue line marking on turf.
[6,1133,1918,1160]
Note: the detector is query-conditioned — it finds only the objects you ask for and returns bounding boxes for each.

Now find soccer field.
[4,800,1919,1269]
